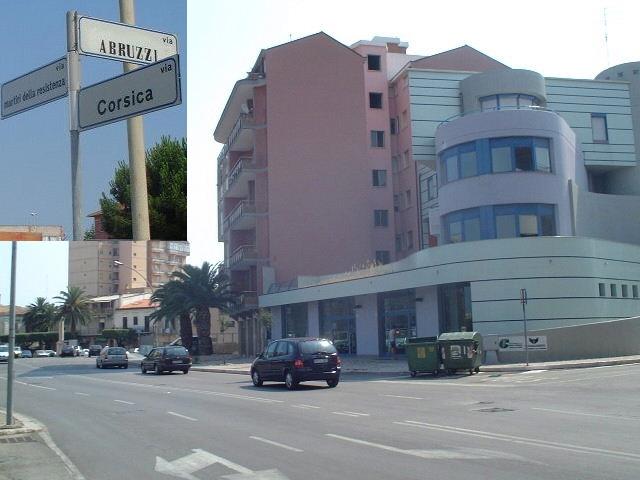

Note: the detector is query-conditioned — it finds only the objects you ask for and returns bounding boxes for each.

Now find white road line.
[519,370,548,374]
[114,399,135,405]
[332,412,362,417]
[16,381,56,391]
[382,394,424,400]
[74,392,90,396]
[167,411,198,422]
[342,411,370,416]
[395,420,640,462]
[374,379,506,388]
[292,404,321,410]
[532,407,640,421]
[39,429,87,480]
[249,436,304,452]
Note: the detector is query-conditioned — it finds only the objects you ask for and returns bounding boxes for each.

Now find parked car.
[13,346,22,358]
[140,346,191,375]
[0,345,9,362]
[34,350,49,358]
[88,345,102,357]
[20,349,33,358]
[96,346,128,369]
[60,345,76,357]
[81,349,89,357]
[44,350,56,357]
[251,338,341,390]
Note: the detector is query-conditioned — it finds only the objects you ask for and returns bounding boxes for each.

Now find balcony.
[226,245,258,271]
[222,201,256,234]
[220,156,258,199]
[230,291,259,315]
[228,113,256,152]
[214,75,266,144]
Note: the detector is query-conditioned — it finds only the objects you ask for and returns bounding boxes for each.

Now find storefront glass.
[281,303,308,338]
[319,297,356,354]
[439,283,473,333]
[377,289,416,355]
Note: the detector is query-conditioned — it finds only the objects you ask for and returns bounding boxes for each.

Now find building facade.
[216,34,640,356]
[0,225,65,241]
[68,240,189,297]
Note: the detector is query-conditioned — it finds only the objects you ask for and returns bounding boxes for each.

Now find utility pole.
[520,288,529,366]
[67,11,83,240]
[5,242,17,426]
[119,0,151,241]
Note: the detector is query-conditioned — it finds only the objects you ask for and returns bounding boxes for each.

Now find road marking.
[114,399,135,405]
[167,411,198,422]
[382,394,424,400]
[292,404,321,410]
[395,420,640,462]
[16,381,56,390]
[342,411,370,416]
[374,379,506,388]
[532,407,640,421]
[325,434,524,461]
[39,429,87,480]
[519,370,548,374]
[74,392,90,396]
[249,436,303,452]
[332,411,370,417]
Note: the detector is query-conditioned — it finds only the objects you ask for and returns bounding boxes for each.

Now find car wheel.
[124,364,128,369]
[284,371,297,390]
[475,366,480,373]
[96,362,100,369]
[155,364,162,375]
[410,371,417,377]
[141,365,147,374]
[251,369,263,387]
[182,369,189,374]
[433,370,439,377]
[326,378,339,388]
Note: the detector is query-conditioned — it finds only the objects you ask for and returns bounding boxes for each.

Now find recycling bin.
[437,331,482,375]
[406,336,440,377]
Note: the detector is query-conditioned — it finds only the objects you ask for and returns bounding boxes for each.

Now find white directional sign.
[78,54,180,131]
[1,57,68,119]
[497,335,548,351]
[77,15,177,65]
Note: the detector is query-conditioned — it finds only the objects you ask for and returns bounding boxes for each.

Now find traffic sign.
[77,15,177,65]
[77,54,181,131]
[1,56,68,119]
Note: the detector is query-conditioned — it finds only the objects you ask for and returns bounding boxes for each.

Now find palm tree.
[54,286,92,335]
[150,280,193,350]
[22,297,57,333]
[166,262,237,355]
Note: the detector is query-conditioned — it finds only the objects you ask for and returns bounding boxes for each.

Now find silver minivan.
[96,346,128,369]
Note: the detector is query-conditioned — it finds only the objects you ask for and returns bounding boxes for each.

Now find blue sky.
[0,0,186,238]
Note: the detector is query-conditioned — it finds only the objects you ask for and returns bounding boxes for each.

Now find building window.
[591,114,608,143]
[375,250,390,265]
[133,316,138,326]
[367,54,381,71]
[372,170,387,187]
[282,303,308,338]
[444,208,481,243]
[610,284,617,297]
[405,189,411,207]
[369,92,383,109]
[144,316,150,331]
[374,210,389,227]
[427,175,438,200]
[370,130,385,148]
[598,283,606,297]
[407,230,414,249]
[480,94,539,111]
[391,156,399,172]
[633,285,639,298]
[122,317,128,329]
[393,195,399,212]
[390,118,397,134]
[490,138,551,174]
[494,204,556,239]
[622,284,629,298]
[395,235,402,252]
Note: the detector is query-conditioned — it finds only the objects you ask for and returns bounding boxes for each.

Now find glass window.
[407,230,414,249]
[480,96,497,111]
[265,342,278,358]
[369,92,383,109]
[395,235,402,252]
[370,130,384,147]
[378,290,416,355]
[492,146,512,172]
[445,154,459,182]
[460,150,477,178]
[591,114,608,142]
[633,285,639,298]
[449,221,463,243]
[427,175,438,200]
[464,218,481,241]
[374,210,389,227]
[535,143,551,172]
[375,250,390,265]
[519,215,538,237]
[540,210,555,236]
[300,340,337,355]
[390,118,397,134]
[598,283,606,297]
[622,284,629,298]
[372,169,387,187]
[367,55,381,71]
[610,284,617,297]
[499,95,518,109]
[515,146,533,171]
[282,303,308,338]
[275,341,290,356]
[518,95,535,108]
[496,214,517,238]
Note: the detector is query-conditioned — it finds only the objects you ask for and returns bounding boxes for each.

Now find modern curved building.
[215,34,640,357]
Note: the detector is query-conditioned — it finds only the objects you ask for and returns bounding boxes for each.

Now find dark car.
[60,345,76,357]
[140,346,191,375]
[20,349,33,358]
[251,338,341,390]
[88,345,102,357]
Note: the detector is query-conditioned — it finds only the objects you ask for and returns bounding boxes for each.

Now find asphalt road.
[1,357,640,480]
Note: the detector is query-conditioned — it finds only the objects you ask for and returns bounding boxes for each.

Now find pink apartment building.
[214,33,506,355]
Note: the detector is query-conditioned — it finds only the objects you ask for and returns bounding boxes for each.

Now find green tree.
[22,297,58,333]
[54,286,93,335]
[150,280,193,350]
[83,225,95,240]
[154,262,237,355]
[99,136,187,240]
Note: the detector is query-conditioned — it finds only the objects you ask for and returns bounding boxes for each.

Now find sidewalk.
[0,411,84,480]
[190,353,640,376]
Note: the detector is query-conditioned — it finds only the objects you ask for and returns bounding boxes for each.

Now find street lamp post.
[113,260,153,290]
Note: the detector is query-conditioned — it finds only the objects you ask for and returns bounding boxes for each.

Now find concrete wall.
[354,294,379,355]
[485,316,640,363]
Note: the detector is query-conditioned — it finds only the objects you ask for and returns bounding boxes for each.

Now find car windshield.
[299,340,337,355]
[0,346,8,352]
[108,348,126,355]
[164,346,188,357]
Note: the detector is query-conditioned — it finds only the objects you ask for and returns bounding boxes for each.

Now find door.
[259,341,278,379]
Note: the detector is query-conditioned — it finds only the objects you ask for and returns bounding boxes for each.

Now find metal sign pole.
[67,11,83,241]
[119,0,151,241]
[521,288,529,366]
[5,242,17,426]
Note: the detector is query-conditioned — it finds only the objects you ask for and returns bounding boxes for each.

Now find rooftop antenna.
[604,8,610,66]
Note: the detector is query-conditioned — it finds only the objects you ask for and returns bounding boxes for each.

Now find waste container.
[437,331,482,375]
[406,336,440,377]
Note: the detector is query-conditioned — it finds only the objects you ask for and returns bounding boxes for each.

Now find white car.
[82,349,90,357]
[13,346,22,358]
[0,345,9,362]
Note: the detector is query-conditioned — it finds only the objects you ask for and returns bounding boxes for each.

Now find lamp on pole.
[113,260,153,290]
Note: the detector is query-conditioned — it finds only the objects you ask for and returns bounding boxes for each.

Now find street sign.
[520,288,528,304]
[77,15,177,65]
[78,54,180,131]
[1,56,68,119]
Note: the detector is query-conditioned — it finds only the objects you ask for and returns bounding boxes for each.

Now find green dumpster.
[406,336,440,377]
[437,331,483,375]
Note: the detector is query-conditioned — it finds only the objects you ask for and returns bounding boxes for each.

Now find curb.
[0,410,44,437]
